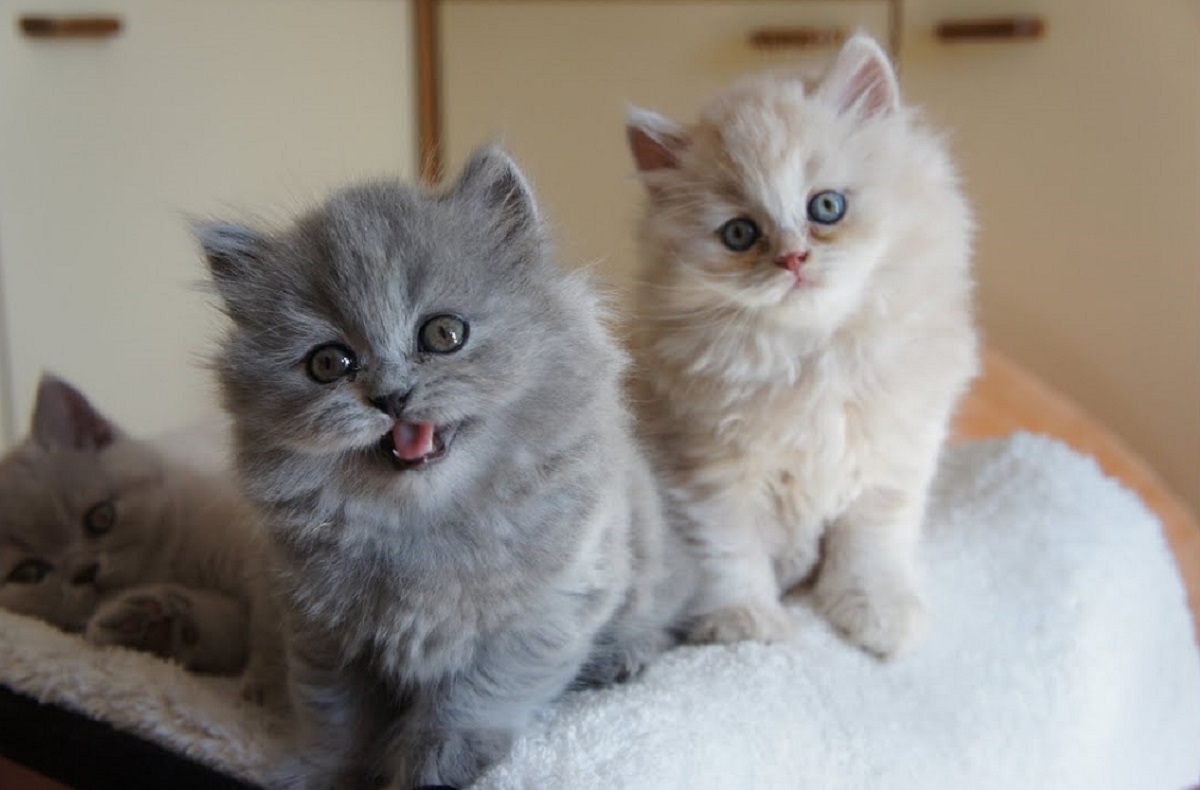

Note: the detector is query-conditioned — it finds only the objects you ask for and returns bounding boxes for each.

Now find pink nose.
[775,250,809,273]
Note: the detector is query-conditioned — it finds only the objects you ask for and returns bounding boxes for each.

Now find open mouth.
[377,420,459,470]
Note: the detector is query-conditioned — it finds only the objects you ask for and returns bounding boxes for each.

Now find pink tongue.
[391,422,436,461]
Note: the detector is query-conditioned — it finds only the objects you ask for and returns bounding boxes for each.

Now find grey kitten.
[0,375,285,702]
[198,146,696,789]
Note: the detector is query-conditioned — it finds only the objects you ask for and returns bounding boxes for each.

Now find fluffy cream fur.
[626,34,977,657]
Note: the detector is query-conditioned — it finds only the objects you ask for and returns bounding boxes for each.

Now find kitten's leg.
[272,629,383,790]
[576,483,694,687]
[814,487,927,658]
[86,583,248,672]
[685,499,792,645]
[383,628,593,788]
[579,549,695,685]
[239,571,290,710]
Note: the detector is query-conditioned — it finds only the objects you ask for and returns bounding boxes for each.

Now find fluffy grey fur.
[198,146,696,789]
[0,376,285,703]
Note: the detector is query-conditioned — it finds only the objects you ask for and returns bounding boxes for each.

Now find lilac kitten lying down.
[198,145,697,789]
[0,375,286,704]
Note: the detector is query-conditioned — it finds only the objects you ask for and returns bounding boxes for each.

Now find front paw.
[576,629,673,688]
[687,603,793,645]
[814,575,926,658]
[86,589,197,659]
[269,754,368,790]
[393,728,510,790]
[239,673,290,711]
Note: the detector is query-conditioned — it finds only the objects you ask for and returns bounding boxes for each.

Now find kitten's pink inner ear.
[32,378,116,452]
[627,126,685,172]
[823,37,900,119]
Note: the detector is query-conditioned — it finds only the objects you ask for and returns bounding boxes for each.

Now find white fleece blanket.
[2,433,1199,790]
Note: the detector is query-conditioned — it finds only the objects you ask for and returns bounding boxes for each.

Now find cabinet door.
[900,0,1200,513]
[0,0,415,445]
[441,1,890,294]
[441,1,1200,514]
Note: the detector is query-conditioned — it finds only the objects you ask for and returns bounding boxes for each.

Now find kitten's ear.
[193,221,271,320]
[450,145,540,240]
[31,375,119,452]
[817,33,900,120]
[626,107,688,173]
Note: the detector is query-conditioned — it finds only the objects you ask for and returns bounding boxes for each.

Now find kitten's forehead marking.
[0,532,37,555]
[0,487,69,556]
[699,108,816,234]
[304,193,423,358]
[304,187,509,365]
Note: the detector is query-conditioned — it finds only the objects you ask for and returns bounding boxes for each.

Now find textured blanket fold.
[2,434,1198,789]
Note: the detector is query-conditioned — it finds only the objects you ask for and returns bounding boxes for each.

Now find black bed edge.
[0,684,262,790]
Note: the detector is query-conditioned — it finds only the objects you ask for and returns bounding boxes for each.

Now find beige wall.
[0,0,416,445]
[901,0,1199,513]
[2,1,1192,512]
[442,0,1199,514]
[443,1,891,288]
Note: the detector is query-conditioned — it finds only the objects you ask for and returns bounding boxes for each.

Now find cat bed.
[2,433,1198,789]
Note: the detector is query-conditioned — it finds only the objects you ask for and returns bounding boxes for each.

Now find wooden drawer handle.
[935,16,1045,42]
[749,27,846,50]
[18,15,122,39]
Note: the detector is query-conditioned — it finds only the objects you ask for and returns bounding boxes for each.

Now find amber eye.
[7,559,52,585]
[83,500,116,536]
[306,343,358,384]
[418,314,469,354]
[718,218,760,252]
[807,190,847,225]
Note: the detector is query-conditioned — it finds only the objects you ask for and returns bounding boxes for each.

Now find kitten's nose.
[70,563,99,586]
[369,389,411,419]
[775,250,809,273]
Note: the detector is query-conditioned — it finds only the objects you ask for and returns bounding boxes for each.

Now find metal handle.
[935,16,1045,42]
[18,15,122,39]
[749,27,845,50]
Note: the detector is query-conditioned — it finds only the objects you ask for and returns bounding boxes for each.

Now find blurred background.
[0,0,1196,517]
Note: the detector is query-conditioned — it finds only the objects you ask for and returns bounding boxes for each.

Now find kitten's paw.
[239,654,291,709]
[239,675,290,711]
[268,754,364,790]
[392,728,509,790]
[576,629,673,688]
[86,589,197,659]
[687,603,793,645]
[815,576,926,658]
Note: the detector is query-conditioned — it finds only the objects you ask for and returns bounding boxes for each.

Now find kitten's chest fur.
[650,344,864,516]
[273,473,626,683]
[639,317,961,530]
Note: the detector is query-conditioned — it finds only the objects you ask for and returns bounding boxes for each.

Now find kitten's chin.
[376,421,461,471]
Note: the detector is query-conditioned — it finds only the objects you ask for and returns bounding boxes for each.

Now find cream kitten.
[625,34,977,657]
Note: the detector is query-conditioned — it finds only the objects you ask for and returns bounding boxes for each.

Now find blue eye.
[807,190,847,225]
[718,218,760,252]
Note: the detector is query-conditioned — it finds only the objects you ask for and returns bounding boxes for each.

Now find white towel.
[2,433,1198,789]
